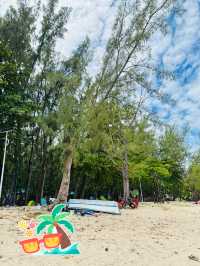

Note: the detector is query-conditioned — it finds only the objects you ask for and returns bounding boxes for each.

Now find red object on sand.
[132,197,139,208]
[19,233,62,254]
[117,197,139,209]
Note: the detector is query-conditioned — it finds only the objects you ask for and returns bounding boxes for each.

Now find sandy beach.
[0,202,200,266]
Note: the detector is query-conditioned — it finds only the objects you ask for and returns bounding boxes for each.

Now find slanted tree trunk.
[57,138,73,203]
[55,223,71,249]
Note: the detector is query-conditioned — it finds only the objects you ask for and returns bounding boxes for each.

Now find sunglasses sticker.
[18,204,80,255]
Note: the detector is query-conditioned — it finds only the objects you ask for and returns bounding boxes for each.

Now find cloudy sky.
[149,0,200,152]
[1,0,200,152]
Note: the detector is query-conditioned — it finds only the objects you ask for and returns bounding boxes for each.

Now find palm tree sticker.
[19,204,80,255]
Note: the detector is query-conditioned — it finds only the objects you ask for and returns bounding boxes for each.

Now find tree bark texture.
[55,223,71,249]
[57,145,73,202]
[122,145,129,201]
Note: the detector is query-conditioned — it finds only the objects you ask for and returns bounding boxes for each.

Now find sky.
[1,0,200,153]
[149,0,200,152]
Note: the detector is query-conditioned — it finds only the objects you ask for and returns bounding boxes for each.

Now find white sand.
[0,202,200,266]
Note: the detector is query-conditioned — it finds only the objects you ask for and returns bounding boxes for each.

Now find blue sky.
[1,0,200,152]
[149,0,200,152]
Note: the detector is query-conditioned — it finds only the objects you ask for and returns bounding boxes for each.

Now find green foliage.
[57,220,74,233]
[0,0,71,202]
[0,41,32,128]
[55,212,70,221]
[159,127,187,179]
[47,224,54,234]
[185,150,200,198]
[131,189,139,197]
[36,220,52,235]
[158,127,187,198]
[37,214,53,222]
[52,204,65,218]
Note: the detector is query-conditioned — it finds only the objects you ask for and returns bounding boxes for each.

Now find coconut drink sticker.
[18,204,80,255]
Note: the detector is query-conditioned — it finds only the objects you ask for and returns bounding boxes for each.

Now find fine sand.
[0,202,200,266]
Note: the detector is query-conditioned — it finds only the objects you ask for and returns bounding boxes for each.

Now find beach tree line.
[0,0,198,205]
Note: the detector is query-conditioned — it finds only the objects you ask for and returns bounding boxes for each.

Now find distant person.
[40,197,47,206]
[70,191,75,198]
[3,193,12,206]
[16,192,25,206]
[89,196,95,200]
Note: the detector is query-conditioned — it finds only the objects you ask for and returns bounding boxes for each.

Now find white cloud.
[0,0,17,14]
[56,0,117,76]
[57,1,116,46]
[0,0,117,75]
[147,0,200,151]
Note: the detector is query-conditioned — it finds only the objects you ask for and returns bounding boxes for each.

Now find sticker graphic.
[17,219,36,237]
[18,204,80,255]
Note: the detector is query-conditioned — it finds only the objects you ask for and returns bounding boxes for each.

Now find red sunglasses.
[19,233,62,254]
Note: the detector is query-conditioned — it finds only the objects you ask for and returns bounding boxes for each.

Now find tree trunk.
[38,135,47,201]
[122,167,129,201]
[25,135,34,203]
[57,145,73,203]
[153,176,161,202]
[40,162,47,199]
[25,128,40,203]
[80,175,87,199]
[122,143,129,201]
[12,125,21,204]
[55,223,71,249]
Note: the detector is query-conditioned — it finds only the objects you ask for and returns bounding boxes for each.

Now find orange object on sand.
[19,233,62,254]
